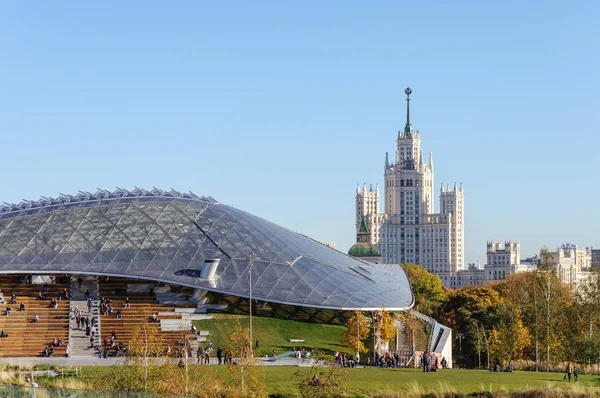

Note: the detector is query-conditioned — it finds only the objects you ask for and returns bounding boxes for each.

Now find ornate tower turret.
[404,87,412,134]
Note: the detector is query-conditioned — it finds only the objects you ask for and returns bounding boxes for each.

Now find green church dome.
[348,243,381,257]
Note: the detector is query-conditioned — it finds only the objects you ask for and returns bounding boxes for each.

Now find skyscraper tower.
[351,88,465,287]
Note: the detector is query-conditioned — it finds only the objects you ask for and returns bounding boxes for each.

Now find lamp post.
[249,251,255,356]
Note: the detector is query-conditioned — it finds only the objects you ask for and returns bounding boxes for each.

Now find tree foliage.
[86,318,266,397]
[569,268,600,369]
[439,286,502,331]
[438,252,597,371]
[401,263,447,316]
[227,322,267,398]
[489,307,530,366]
[342,310,370,354]
[375,307,397,345]
[86,316,167,393]
[439,286,502,367]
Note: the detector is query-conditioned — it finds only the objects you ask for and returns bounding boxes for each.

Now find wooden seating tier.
[99,278,196,356]
[0,275,70,357]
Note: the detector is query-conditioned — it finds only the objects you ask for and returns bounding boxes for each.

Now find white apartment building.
[355,88,464,288]
[454,240,528,288]
[450,242,592,289]
[545,245,590,288]
[560,244,592,270]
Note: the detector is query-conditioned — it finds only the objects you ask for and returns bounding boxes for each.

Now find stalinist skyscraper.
[353,88,464,288]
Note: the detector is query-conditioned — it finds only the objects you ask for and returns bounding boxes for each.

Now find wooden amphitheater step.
[0,275,70,357]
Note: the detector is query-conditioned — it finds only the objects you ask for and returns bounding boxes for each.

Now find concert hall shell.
[0,189,414,311]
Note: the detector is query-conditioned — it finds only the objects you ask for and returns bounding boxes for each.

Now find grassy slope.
[193,314,346,357]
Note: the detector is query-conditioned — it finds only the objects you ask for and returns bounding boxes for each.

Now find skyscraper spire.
[404,87,412,134]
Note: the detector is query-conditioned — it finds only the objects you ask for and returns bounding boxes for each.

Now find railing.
[0,385,157,397]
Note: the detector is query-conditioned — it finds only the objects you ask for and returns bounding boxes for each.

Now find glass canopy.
[0,188,414,310]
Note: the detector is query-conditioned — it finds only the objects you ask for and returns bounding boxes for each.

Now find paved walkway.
[69,275,101,357]
[0,356,316,367]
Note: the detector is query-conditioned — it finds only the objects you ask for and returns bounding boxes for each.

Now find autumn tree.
[396,312,423,353]
[342,310,370,354]
[439,286,502,367]
[468,320,486,369]
[375,306,397,347]
[227,322,267,398]
[86,312,166,393]
[570,268,600,372]
[489,306,530,368]
[535,248,572,370]
[401,264,447,316]
[493,272,541,369]
[155,363,223,398]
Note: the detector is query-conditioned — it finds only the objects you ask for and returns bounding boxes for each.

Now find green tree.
[401,264,447,316]
[342,310,370,354]
[439,286,502,367]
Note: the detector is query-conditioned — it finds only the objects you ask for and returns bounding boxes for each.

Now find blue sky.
[1,2,598,265]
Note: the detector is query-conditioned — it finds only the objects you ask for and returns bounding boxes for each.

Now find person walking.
[422,351,430,373]
[565,362,573,382]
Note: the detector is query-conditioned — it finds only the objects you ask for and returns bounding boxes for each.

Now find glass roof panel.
[0,190,413,310]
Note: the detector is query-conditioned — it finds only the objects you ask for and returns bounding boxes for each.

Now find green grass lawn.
[71,366,600,397]
[295,367,600,397]
[193,314,346,357]
[240,367,600,397]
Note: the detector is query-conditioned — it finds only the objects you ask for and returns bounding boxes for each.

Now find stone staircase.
[68,275,101,357]
[149,287,216,346]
